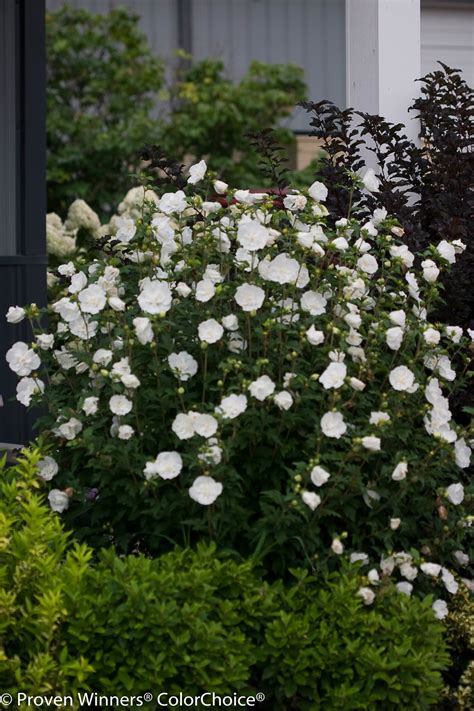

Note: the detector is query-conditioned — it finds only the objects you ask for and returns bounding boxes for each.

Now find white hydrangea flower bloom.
[138,280,172,315]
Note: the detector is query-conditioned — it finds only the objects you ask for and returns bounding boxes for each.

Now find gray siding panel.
[45,0,346,131]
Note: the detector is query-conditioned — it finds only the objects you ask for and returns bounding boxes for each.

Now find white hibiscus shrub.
[6,165,473,595]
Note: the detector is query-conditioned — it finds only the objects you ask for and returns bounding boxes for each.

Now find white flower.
[390,244,414,268]
[118,425,134,440]
[189,475,223,505]
[144,451,183,481]
[306,326,325,346]
[138,280,172,315]
[385,326,404,351]
[109,395,132,416]
[283,193,307,211]
[319,362,347,390]
[259,253,300,285]
[441,569,458,596]
[423,327,441,346]
[237,218,269,251]
[389,310,406,328]
[372,207,387,226]
[274,391,293,410]
[234,189,266,204]
[6,342,41,376]
[176,282,192,298]
[187,159,207,184]
[198,318,224,344]
[361,168,380,193]
[214,179,228,194]
[121,373,140,389]
[235,284,265,312]
[301,491,321,510]
[82,396,99,415]
[446,483,464,505]
[68,272,88,294]
[193,413,219,438]
[357,254,378,274]
[396,582,413,596]
[6,306,25,323]
[390,518,401,530]
[249,375,276,401]
[48,489,70,513]
[16,377,44,406]
[454,550,469,566]
[349,377,366,391]
[432,599,448,620]
[222,314,239,331]
[93,349,113,366]
[357,587,375,605]
[391,461,408,481]
[308,181,328,202]
[58,262,76,276]
[115,216,137,243]
[362,436,381,452]
[310,465,330,487]
[37,456,59,481]
[436,240,456,264]
[108,296,126,312]
[57,417,82,441]
[331,538,344,554]
[217,393,248,419]
[69,315,98,341]
[446,326,462,344]
[400,562,418,581]
[36,333,54,350]
[321,411,347,438]
[455,439,471,469]
[172,413,195,440]
[331,236,349,251]
[300,291,327,316]
[133,317,154,345]
[420,563,441,577]
[195,279,216,303]
[78,285,107,315]
[168,352,198,381]
[228,332,247,353]
[389,365,417,392]
[350,553,369,566]
[158,190,188,215]
[421,259,440,283]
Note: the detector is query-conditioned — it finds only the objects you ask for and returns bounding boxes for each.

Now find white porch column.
[346,0,421,146]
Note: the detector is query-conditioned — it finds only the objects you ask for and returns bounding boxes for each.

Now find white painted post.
[346,0,421,147]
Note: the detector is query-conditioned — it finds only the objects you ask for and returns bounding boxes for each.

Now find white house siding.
[421,2,474,86]
[46,0,346,131]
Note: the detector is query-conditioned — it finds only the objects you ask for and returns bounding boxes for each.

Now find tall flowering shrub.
[5,164,472,594]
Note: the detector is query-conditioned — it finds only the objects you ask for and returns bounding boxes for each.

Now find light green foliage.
[0,454,449,707]
[0,450,93,695]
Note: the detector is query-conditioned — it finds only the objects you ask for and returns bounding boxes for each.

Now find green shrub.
[0,449,93,695]
[46,6,165,217]
[438,582,474,710]
[0,453,449,708]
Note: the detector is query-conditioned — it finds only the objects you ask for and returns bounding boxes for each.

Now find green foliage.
[438,582,474,710]
[46,6,165,217]
[0,449,93,695]
[0,453,449,707]
[46,7,308,218]
[162,57,307,187]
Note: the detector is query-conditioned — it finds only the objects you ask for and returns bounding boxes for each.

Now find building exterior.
[0,0,472,442]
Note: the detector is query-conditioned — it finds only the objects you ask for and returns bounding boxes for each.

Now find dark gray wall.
[46,0,347,130]
[0,0,47,444]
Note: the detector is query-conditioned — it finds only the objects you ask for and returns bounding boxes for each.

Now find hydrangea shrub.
[6,165,472,597]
